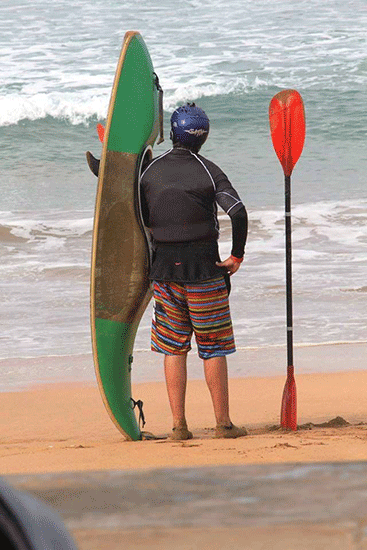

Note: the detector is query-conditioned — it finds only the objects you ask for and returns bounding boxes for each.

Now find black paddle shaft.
[285,174,294,367]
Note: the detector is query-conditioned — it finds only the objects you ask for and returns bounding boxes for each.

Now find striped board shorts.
[151,276,236,360]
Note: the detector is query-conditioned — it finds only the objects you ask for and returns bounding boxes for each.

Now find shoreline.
[1,340,366,392]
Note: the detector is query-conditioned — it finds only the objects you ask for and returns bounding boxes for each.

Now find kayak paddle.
[269,89,306,430]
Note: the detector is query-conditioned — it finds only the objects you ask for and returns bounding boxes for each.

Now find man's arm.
[230,205,248,258]
[207,158,248,274]
[216,206,248,275]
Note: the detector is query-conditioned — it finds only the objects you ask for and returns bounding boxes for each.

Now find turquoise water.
[0,0,366,369]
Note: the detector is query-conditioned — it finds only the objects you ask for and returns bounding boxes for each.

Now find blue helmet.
[170,103,210,150]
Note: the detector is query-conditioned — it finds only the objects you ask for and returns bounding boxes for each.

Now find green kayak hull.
[91,32,161,440]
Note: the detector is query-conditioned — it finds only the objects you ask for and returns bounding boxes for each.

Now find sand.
[1,346,367,474]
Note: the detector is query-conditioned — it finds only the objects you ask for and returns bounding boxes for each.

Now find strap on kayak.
[154,72,164,144]
[131,398,146,429]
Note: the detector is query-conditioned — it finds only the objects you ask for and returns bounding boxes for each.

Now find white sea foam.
[0,0,366,125]
[2,200,360,268]
[0,198,365,360]
[247,199,367,253]
[0,212,93,239]
[0,92,109,126]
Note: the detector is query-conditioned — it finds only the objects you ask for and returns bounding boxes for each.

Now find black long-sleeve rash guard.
[140,147,248,258]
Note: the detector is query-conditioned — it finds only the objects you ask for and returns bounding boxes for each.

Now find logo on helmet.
[185,128,208,136]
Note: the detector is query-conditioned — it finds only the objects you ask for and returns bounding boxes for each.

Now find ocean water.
[0,1,366,381]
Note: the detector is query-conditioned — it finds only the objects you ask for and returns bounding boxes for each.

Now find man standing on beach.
[140,103,248,440]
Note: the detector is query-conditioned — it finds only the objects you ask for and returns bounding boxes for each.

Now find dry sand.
[1,355,367,474]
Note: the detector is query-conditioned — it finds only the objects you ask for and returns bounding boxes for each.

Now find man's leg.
[185,277,244,436]
[204,355,247,437]
[164,354,188,428]
[203,355,231,426]
[164,354,193,440]
[151,281,193,440]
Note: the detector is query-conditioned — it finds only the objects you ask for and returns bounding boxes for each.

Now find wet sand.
[1,346,367,474]
[2,345,367,549]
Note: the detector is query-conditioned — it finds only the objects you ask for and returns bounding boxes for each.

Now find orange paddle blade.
[281,366,297,430]
[269,89,306,177]
[97,123,105,143]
